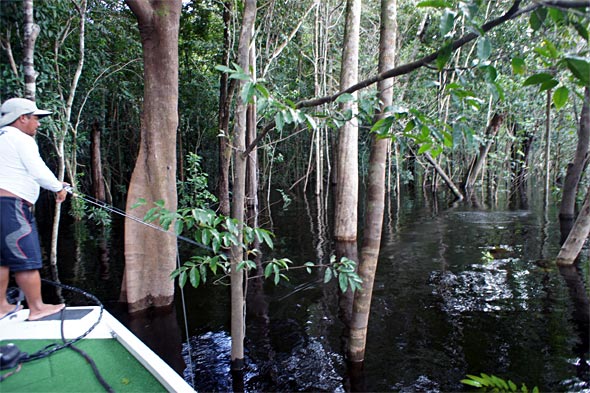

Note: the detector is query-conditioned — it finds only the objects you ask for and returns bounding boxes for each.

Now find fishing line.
[66,187,206,390]
[65,187,214,253]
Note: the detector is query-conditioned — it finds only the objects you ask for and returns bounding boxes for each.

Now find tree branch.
[244,0,589,156]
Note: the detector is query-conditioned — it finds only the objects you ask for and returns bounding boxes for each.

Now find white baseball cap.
[0,98,52,127]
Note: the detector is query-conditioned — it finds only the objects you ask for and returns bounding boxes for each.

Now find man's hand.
[56,183,69,203]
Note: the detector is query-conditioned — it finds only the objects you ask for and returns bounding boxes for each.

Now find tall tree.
[122,0,181,312]
[559,87,590,243]
[229,0,257,370]
[348,0,397,363]
[217,0,234,216]
[334,0,361,245]
[557,87,590,265]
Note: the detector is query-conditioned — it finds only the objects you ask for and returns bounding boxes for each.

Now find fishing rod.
[64,186,214,253]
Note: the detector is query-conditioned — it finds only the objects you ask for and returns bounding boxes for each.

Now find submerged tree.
[122,0,181,312]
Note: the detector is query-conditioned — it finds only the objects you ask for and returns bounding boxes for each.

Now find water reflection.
[40,193,590,392]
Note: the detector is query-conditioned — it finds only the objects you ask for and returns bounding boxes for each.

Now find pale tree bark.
[218,0,234,216]
[334,0,361,329]
[122,0,181,313]
[334,0,361,244]
[348,0,396,364]
[23,0,39,100]
[230,0,257,370]
[545,89,552,207]
[49,0,87,273]
[559,87,590,243]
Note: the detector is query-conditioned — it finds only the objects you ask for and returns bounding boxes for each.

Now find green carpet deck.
[1,339,167,392]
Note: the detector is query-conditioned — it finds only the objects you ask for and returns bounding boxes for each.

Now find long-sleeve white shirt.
[0,126,63,204]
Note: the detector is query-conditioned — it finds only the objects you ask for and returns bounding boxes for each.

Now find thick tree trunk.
[334,0,361,243]
[559,87,590,243]
[348,0,396,363]
[123,0,181,313]
[229,0,257,370]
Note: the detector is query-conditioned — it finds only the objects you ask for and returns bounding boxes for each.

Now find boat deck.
[0,306,194,392]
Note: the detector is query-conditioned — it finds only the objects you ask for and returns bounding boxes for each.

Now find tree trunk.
[229,0,257,370]
[348,0,396,363]
[559,87,590,243]
[23,0,39,101]
[545,89,552,207]
[334,0,361,243]
[122,0,181,313]
[50,0,86,272]
[464,112,504,193]
[217,0,233,216]
[557,184,590,265]
[91,121,106,201]
[424,152,463,201]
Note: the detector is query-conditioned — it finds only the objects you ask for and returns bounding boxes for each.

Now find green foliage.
[320,255,363,293]
[461,373,539,393]
[371,105,453,158]
[177,152,217,209]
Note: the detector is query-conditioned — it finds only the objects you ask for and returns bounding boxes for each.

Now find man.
[0,97,68,321]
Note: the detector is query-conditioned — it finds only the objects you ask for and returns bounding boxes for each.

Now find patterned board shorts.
[0,197,42,271]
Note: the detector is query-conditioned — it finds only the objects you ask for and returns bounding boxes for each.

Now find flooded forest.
[1,0,589,391]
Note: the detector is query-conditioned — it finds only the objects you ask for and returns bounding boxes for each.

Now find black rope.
[60,314,114,393]
[2,279,113,391]
[21,279,104,363]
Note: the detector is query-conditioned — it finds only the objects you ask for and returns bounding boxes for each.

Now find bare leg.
[0,266,22,318]
[14,269,64,321]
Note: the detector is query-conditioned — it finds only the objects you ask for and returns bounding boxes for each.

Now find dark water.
[38,191,589,392]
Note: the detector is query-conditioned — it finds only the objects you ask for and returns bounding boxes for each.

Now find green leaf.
[529,7,547,31]
[241,81,256,104]
[508,380,517,392]
[523,73,554,86]
[256,228,274,249]
[436,43,453,71]
[418,143,431,155]
[335,93,355,104]
[371,116,394,135]
[482,65,497,83]
[130,198,147,209]
[511,57,526,75]
[178,271,187,288]
[564,56,590,86]
[460,379,482,388]
[573,22,589,41]
[417,0,452,7]
[477,37,492,61]
[255,83,270,99]
[275,111,285,131]
[324,268,333,283]
[264,262,274,279]
[189,268,200,288]
[539,78,558,91]
[553,86,569,110]
[548,8,564,23]
[338,273,348,292]
[440,10,455,37]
